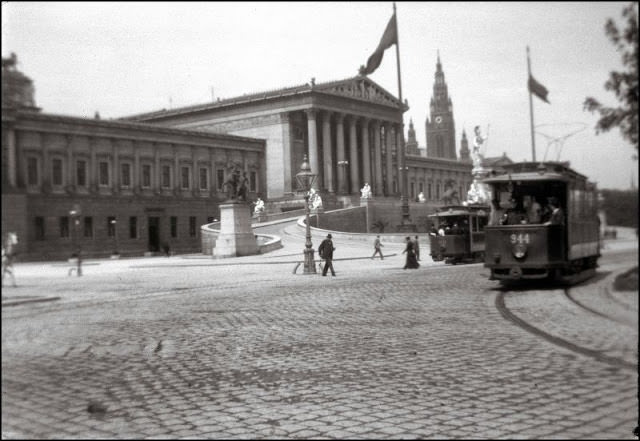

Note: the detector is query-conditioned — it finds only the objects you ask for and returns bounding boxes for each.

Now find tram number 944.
[510,233,530,244]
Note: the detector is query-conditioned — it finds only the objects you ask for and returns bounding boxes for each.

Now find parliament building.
[2,52,497,260]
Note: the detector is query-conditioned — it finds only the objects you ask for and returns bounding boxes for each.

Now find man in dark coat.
[318,233,336,276]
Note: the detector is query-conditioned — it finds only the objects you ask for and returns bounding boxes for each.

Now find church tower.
[459,129,471,162]
[426,52,456,159]
[405,118,419,155]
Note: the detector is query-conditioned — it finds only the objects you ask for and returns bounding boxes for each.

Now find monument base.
[214,203,259,258]
[396,222,418,233]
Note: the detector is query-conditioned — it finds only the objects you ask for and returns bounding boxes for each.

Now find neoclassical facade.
[1,58,266,261]
[124,76,413,202]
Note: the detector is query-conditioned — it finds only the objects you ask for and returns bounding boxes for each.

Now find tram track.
[495,289,636,371]
[564,283,636,328]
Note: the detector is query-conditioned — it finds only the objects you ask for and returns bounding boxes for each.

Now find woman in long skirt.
[402,236,420,269]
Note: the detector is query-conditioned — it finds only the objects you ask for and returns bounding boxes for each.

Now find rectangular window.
[410,182,415,199]
[181,167,190,189]
[27,157,38,186]
[76,160,87,187]
[189,216,197,237]
[107,216,116,237]
[60,216,70,238]
[162,165,171,188]
[83,216,93,238]
[99,161,109,186]
[121,163,131,187]
[142,164,151,188]
[250,171,257,192]
[170,216,177,238]
[35,216,45,240]
[129,216,138,239]
[428,183,432,200]
[419,183,424,193]
[217,169,225,190]
[52,158,63,186]
[199,168,208,190]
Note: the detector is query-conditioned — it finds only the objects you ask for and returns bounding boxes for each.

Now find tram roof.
[429,205,489,218]
[481,161,589,184]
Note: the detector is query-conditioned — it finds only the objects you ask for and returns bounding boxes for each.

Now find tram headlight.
[512,243,527,259]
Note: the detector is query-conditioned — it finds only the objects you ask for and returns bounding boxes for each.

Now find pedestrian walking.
[2,232,18,287]
[402,236,420,269]
[318,233,336,276]
[371,235,384,260]
[413,235,421,261]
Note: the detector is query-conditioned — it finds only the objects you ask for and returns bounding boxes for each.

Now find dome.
[2,53,39,111]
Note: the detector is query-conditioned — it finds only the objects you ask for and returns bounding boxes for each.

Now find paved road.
[1,221,638,439]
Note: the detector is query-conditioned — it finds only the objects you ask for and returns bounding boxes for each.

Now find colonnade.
[304,109,405,197]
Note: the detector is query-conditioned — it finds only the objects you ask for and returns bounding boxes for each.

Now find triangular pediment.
[314,76,402,109]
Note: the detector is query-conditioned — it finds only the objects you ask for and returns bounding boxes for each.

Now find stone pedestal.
[213,203,259,258]
[465,166,491,205]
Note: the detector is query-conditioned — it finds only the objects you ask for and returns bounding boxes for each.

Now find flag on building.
[528,75,549,103]
[359,13,397,76]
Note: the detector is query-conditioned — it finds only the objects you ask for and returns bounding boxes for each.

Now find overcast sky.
[2,1,637,190]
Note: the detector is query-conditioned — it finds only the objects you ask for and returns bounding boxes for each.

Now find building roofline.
[9,110,266,145]
[119,75,405,121]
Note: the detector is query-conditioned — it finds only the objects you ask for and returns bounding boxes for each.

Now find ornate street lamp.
[337,160,349,194]
[69,204,82,276]
[295,154,317,274]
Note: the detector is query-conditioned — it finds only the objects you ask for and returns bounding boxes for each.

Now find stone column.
[384,123,394,196]
[134,142,140,191]
[174,146,180,193]
[348,116,359,195]
[372,121,383,196]
[90,137,97,192]
[305,109,320,188]
[335,112,347,194]
[112,139,119,191]
[154,144,161,193]
[7,127,16,187]
[67,135,74,188]
[360,117,371,189]
[322,111,334,193]
[397,126,407,197]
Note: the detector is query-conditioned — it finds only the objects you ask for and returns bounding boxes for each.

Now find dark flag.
[528,75,550,103]
[359,13,397,76]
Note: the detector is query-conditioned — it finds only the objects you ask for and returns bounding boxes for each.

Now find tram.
[482,161,600,284]
[428,204,489,264]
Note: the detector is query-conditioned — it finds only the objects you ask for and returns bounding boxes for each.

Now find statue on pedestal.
[223,168,249,202]
[360,182,372,199]
[309,188,323,210]
[253,197,265,215]
[472,125,487,171]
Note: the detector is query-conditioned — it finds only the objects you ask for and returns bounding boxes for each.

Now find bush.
[600,189,638,228]
[613,266,638,291]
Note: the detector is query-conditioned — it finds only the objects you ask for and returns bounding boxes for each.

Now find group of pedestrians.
[316,233,423,275]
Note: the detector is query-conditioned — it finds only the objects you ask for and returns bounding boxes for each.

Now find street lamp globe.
[295,155,317,193]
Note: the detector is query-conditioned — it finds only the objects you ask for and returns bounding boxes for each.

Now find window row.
[26,157,258,193]
[34,216,201,240]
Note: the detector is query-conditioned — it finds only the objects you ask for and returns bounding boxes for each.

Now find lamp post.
[110,218,118,256]
[69,204,82,276]
[295,154,317,274]
[337,160,349,194]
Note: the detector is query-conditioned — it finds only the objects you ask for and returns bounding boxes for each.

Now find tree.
[583,3,638,153]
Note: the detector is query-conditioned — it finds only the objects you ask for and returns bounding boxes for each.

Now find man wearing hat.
[318,233,336,276]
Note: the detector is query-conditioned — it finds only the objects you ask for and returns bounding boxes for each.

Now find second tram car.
[428,204,489,264]
[482,161,600,284]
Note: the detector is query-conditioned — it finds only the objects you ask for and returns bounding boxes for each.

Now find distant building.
[1,55,266,261]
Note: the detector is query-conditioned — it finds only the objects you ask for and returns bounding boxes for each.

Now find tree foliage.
[583,3,638,151]
[600,188,638,228]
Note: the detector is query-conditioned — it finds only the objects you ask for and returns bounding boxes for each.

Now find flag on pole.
[528,75,550,103]
[359,13,397,76]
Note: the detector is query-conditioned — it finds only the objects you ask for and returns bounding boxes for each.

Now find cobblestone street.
[2,223,638,439]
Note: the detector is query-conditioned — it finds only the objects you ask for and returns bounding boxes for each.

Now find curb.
[2,296,61,307]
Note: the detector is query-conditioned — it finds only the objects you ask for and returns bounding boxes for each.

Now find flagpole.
[527,46,537,162]
[393,2,410,224]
